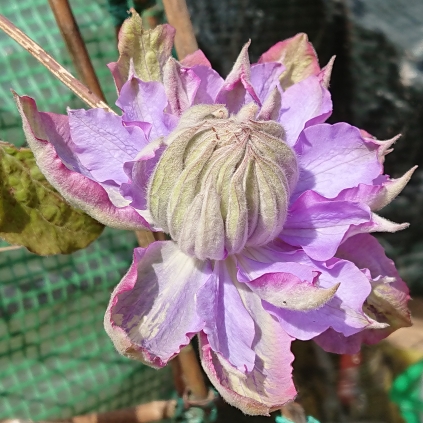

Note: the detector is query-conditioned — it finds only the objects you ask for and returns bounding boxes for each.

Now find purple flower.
[16,15,414,415]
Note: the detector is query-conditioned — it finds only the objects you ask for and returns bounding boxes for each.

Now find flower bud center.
[148,104,298,260]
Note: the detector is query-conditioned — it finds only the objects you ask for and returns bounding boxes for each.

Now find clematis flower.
[15,14,414,415]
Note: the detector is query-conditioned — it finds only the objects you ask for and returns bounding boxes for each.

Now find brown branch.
[162,0,198,60]
[48,0,106,102]
[0,14,113,112]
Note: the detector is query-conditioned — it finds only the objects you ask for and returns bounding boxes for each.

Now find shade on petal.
[104,241,211,367]
[196,259,256,371]
[280,191,371,261]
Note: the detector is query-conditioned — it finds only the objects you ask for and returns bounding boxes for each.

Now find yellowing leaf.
[0,142,104,255]
[110,9,175,90]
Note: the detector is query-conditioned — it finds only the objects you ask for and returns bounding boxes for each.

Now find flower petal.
[250,62,284,103]
[15,94,149,230]
[108,11,175,90]
[215,41,261,113]
[180,49,212,67]
[280,191,371,261]
[258,33,320,89]
[191,66,225,105]
[163,58,201,116]
[238,244,376,340]
[68,108,148,185]
[265,257,377,340]
[293,123,382,199]
[120,139,165,216]
[337,234,411,329]
[279,75,332,146]
[369,167,417,211]
[196,259,256,371]
[313,329,362,354]
[314,234,411,354]
[199,283,296,415]
[247,272,339,311]
[104,241,210,367]
[117,77,177,141]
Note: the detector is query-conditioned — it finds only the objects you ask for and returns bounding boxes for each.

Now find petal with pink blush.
[258,33,320,89]
[199,282,296,416]
[180,49,212,68]
[105,241,211,368]
[15,94,150,230]
[293,123,382,199]
[247,272,339,311]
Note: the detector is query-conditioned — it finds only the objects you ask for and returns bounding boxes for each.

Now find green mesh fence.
[0,0,173,420]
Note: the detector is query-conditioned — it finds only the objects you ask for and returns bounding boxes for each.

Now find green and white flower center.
[148,104,298,260]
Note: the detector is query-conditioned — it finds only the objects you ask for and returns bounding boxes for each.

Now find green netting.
[0,0,173,420]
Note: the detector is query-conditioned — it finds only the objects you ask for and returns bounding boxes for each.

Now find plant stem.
[0,14,113,112]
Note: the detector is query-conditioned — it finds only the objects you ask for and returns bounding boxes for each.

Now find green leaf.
[110,9,175,90]
[0,141,104,255]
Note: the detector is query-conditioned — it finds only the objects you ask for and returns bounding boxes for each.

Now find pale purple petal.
[196,260,256,371]
[163,58,201,116]
[292,123,382,199]
[105,241,210,368]
[117,77,177,141]
[279,75,332,146]
[280,191,371,261]
[15,94,150,230]
[120,139,165,215]
[199,283,296,416]
[191,66,224,105]
[250,63,283,103]
[337,234,411,327]
[68,108,148,185]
